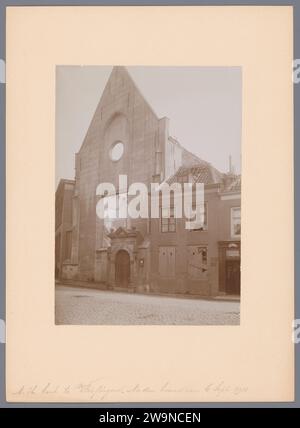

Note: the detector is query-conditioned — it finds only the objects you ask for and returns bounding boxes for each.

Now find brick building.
[55,66,241,297]
[55,179,75,279]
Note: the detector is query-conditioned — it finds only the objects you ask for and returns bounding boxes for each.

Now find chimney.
[228,155,236,175]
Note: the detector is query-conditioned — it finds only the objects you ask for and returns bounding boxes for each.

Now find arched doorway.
[115,250,130,286]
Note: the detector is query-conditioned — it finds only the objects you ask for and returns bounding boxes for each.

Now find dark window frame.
[160,206,176,233]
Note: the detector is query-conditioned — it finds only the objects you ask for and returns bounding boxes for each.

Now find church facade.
[55,66,241,297]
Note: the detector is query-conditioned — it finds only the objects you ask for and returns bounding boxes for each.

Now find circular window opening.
[110,142,124,161]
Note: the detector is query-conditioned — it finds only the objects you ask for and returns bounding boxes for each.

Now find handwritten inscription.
[12,380,248,400]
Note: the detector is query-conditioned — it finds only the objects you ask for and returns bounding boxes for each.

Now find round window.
[110,142,124,161]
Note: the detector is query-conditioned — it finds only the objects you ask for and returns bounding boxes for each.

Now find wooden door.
[225,260,240,295]
[115,250,130,286]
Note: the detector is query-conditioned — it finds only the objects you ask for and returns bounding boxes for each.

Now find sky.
[56,66,241,186]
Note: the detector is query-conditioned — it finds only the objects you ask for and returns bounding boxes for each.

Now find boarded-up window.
[103,193,128,232]
[159,247,176,277]
[187,246,208,279]
[189,201,208,231]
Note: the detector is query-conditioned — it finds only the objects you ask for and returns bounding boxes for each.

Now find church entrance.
[115,250,130,286]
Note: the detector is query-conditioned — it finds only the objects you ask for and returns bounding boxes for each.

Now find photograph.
[4,3,295,409]
[55,65,242,325]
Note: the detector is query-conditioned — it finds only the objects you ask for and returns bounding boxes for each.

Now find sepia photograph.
[5,4,294,406]
[55,65,241,325]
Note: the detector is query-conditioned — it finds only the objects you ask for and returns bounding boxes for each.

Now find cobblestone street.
[55,286,240,325]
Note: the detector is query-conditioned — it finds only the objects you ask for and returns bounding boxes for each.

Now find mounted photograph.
[55,66,241,325]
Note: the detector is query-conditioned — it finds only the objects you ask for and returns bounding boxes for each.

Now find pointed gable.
[79,66,158,154]
[77,66,169,197]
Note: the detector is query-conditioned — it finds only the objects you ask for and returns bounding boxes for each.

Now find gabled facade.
[56,66,241,297]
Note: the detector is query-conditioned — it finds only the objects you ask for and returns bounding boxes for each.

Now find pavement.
[55,285,240,325]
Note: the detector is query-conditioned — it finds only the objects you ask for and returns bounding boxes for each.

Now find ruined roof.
[168,136,209,168]
[167,163,225,186]
[222,174,241,193]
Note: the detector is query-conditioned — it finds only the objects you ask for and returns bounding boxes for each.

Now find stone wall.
[73,67,174,282]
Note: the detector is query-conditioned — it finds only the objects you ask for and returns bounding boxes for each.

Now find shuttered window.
[159,247,176,277]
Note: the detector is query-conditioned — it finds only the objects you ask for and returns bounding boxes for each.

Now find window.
[160,207,176,233]
[231,207,241,238]
[103,193,128,232]
[110,141,124,161]
[187,246,208,279]
[189,201,208,231]
[159,247,176,277]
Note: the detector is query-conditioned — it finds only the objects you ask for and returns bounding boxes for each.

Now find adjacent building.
[55,66,241,297]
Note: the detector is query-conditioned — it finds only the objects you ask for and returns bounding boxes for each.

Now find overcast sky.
[56,66,241,186]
